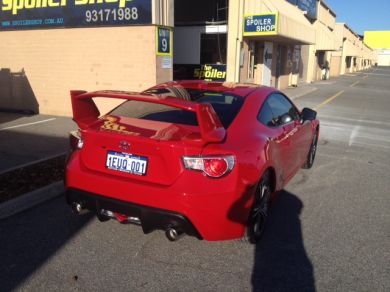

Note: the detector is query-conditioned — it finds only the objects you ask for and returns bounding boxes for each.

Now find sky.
[324,0,390,35]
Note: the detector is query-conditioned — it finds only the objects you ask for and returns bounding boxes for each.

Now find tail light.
[182,155,235,178]
[69,130,83,151]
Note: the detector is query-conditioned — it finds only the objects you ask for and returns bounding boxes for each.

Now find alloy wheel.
[248,173,271,243]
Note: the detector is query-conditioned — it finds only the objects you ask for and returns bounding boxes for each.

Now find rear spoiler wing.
[70,90,226,143]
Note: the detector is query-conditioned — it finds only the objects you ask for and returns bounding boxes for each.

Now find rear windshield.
[109,89,244,128]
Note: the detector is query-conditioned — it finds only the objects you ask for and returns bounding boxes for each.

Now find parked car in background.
[65,80,319,242]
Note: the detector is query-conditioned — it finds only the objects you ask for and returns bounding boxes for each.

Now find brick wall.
[0,26,158,116]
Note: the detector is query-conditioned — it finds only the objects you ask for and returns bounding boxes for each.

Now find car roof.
[150,80,275,99]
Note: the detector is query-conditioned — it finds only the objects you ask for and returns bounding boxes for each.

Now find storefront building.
[0,0,174,115]
[301,0,337,82]
[226,0,376,88]
[226,0,315,88]
[333,23,375,75]
[173,0,228,83]
[0,0,377,116]
[374,50,390,66]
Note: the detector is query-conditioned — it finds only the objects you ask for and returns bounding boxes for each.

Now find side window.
[258,100,275,127]
[258,93,300,127]
[267,93,300,125]
[276,93,300,121]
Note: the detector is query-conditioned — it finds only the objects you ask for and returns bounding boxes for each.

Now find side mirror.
[280,113,293,125]
[301,108,317,121]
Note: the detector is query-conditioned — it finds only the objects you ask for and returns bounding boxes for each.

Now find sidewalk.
[281,83,318,100]
[0,112,74,219]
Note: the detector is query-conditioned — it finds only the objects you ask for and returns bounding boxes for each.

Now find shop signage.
[286,0,317,20]
[173,64,227,82]
[243,13,278,36]
[156,26,172,56]
[0,0,152,30]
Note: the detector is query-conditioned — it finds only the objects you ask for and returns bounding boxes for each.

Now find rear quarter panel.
[201,87,280,224]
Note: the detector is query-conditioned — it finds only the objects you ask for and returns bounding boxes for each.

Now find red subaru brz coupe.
[65,80,319,242]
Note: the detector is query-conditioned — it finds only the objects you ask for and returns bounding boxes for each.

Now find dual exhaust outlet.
[70,202,184,241]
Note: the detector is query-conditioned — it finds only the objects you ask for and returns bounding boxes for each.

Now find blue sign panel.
[286,0,317,20]
[156,27,172,56]
[286,0,298,5]
[0,0,152,30]
[243,14,278,36]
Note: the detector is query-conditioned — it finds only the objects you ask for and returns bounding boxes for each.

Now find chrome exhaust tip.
[71,202,88,215]
[97,209,112,222]
[165,228,183,241]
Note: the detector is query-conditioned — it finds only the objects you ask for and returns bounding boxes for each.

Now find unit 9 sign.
[156,26,172,56]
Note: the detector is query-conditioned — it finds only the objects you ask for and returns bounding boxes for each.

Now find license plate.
[106,151,148,176]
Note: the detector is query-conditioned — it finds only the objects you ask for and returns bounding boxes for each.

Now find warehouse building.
[0,0,174,115]
[301,0,337,82]
[333,23,375,75]
[0,0,376,116]
[227,0,315,88]
[364,31,390,66]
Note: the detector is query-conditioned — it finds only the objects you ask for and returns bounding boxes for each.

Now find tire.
[245,171,272,244]
[302,131,318,169]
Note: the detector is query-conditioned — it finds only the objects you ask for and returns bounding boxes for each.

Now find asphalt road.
[1,68,389,291]
[0,113,76,173]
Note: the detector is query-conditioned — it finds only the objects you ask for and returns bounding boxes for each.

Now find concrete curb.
[0,181,64,220]
[0,152,67,176]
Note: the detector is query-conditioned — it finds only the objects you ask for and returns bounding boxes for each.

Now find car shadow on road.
[251,190,315,292]
[0,196,93,291]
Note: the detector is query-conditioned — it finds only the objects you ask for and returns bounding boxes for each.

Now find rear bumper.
[65,152,256,241]
[66,188,202,239]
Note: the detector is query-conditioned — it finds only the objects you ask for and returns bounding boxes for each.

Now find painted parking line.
[363,73,390,76]
[350,80,360,87]
[0,118,56,131]
[314,90,345,111]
